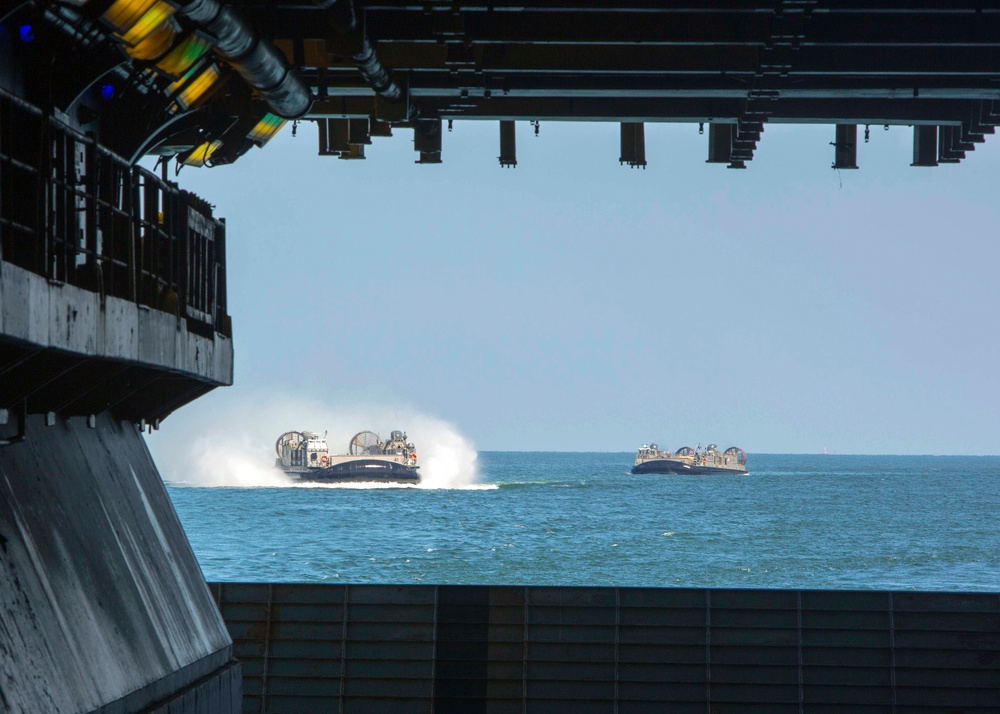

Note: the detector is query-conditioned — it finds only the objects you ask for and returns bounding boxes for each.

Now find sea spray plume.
[150,416,294,487]
[185,435,295,487]
[147,391,478,488]
[407,417,479,489]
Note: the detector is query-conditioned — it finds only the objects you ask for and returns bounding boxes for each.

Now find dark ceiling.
[8,1,1000,167]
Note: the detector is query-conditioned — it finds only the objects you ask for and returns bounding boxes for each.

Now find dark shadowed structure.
[2,2,999,711]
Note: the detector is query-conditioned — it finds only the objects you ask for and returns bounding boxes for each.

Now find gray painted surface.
[0,263,232,386]
[0,413,238,713]
[142,661,242,714]
[212,582,1000,713]
[0,26,238,714]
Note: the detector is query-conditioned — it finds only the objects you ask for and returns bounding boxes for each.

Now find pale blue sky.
[165,120,1000,454]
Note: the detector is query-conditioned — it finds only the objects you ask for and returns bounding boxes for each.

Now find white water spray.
[147,392,479,489]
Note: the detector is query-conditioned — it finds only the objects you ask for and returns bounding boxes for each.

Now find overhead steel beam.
[357,43,1000,77]
[368,96,980,124]
[236,1,1000,12]
[303,66,1000,98]
[22,0,1000,168]
[349,11,1000,48]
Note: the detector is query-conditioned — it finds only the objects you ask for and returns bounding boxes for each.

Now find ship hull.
[631,459,745,475]
[297,459,420,484]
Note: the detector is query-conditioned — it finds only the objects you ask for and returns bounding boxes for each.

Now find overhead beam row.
[253,8,1000,48]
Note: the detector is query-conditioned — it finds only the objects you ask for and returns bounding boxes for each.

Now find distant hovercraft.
[631,443,747,475]
[275,429,420,483]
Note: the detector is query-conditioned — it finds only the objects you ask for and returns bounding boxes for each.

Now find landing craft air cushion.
[276,429,420,483]
[632,443,748,475]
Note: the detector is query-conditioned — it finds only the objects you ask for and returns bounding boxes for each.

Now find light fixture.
[169,63,220,111]
[180,140,222,167]
[155,33,211,78]
[247,113,286,146]
[103,0,155,31]
[125,18,175,60]
[119,0,174,46]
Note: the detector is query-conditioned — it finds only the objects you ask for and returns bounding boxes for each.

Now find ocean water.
[166,452,1000,591]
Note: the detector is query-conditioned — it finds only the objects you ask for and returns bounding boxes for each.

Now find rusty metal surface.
[212,582,1000,713]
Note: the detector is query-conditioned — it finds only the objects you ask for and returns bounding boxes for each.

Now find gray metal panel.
[212,584,1000,712]
[0,412,238,713]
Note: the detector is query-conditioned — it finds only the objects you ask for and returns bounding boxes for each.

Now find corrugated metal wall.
[209,583,1000,713]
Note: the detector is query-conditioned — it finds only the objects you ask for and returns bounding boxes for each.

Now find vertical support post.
[706,589,713,707]
[217,217,228,335]
[619,122,646,168]
[174,183,187,322]
[888,592,897,712]
[318,118,352,156]
[522,586,529,711]
[348,117,371,146]
[414,119,443,164]
[911,125,938,166]
[797,590,804,711]
[85,135,100,292]
[317,118,329,155]
[430,585,439,708]
[832,124,858,169]
[937,125,965,163]
[0,98,4,264]
[340,584,350,714]
[37,110,51,279]
[129,168,138,302]
[499,120,517,167]
[707,124,733,164]
[261,583,273,714]
[613,587,621,708]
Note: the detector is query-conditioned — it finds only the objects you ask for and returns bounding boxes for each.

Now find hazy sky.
[161,120,1000,454]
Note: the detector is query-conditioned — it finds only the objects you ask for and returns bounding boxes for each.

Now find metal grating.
[210,583,1000,713]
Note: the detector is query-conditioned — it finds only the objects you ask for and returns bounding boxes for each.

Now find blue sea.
[166,452,1000,591]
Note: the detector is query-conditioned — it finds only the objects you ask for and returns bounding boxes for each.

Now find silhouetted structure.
[3,2,1000,712]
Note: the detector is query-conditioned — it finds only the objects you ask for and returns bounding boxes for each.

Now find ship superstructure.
[632,443,747,475]
[275,429,420,483]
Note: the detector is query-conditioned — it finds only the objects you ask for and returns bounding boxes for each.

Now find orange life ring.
[410,453,417,460]
[321,455,329,464]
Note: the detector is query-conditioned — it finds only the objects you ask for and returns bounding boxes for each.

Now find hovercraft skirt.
[300,459,420,484]
[631,460,745,476]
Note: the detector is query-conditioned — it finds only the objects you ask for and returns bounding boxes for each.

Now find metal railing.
[0,90,230,337]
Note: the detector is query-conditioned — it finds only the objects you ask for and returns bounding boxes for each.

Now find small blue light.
[100,84,115,101]
[19,25,34,42]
